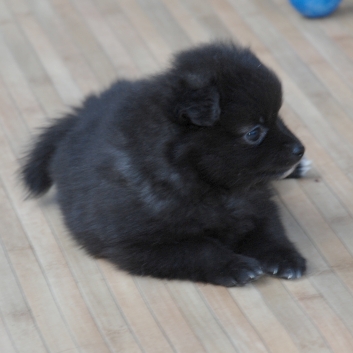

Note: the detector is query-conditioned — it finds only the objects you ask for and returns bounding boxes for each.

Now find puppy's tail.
[21,115,77,197]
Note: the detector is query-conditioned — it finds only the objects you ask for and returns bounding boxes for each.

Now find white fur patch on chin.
[280,165,297,179]
[280,155,312,179]
[298,156,312,175]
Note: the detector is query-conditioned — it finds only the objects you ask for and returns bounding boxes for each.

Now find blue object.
[289,0,342,18]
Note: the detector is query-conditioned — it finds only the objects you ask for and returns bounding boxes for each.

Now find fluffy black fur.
[22,42,306,287]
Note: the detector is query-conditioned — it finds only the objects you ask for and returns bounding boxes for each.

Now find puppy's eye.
[244,125,266,144]
[246,126,262,143]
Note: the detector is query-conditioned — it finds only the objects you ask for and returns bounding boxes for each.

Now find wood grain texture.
[1,0,353,351]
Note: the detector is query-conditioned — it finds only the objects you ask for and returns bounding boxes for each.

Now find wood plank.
[92,0,159,75]
[15,12,83,105]
[0,101,111,353]
[279,105,353,217]
[51,0,117,88]
[71,0,138,78]
[198,284,269,353]
[166,281,238,353]
[137,277,207,353]
[0,0,64,116]
[40,195,142,353]
[272,0,353,91]
[0,235,48,353]
[99,261,175,353]
[286,279,353,353]
[257,279,331,353]
[299,175,353,255]
[229,285,300,353]
[0,314,17,353]
[116,0,172,66]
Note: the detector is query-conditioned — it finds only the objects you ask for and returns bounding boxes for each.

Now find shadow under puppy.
[22,42,307,287]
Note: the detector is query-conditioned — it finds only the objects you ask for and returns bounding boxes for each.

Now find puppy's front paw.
[260,248,306,280]
[210,255,263,287]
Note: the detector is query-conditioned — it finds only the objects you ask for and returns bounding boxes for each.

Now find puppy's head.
[169,42,304,188]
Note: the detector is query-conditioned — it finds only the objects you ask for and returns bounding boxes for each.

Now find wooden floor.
[2,0,353,352]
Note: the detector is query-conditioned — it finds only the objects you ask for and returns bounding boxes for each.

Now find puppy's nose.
[292,143,305,157]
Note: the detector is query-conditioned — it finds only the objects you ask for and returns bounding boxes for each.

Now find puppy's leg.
[237,209,306,280]
[102,236,263,287]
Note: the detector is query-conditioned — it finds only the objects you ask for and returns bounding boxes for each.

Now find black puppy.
[22,42,307,287]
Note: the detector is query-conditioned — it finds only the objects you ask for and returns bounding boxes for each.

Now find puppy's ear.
[176,86,220,127]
